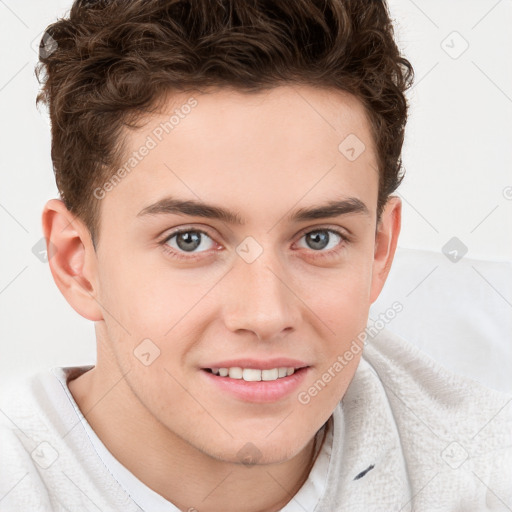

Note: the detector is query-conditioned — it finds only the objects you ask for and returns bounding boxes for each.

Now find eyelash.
[159,226,350,262]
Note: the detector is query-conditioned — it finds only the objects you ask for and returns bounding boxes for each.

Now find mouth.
[203,366,304,382]
[200,364,311,403]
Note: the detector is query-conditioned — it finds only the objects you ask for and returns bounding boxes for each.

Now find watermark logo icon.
[441,31,469,60]
[237,442,263,466]
[32,237,57,263]
[442,237,468,263]
[441,441,468,469]
[31,441,59,469]
[338,134,366,162]
[31,31,58,59]
[236,236,263,264]
[134,338,161,366]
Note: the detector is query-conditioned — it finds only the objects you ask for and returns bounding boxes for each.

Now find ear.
[42,199,104,321]
[369,196,401,304]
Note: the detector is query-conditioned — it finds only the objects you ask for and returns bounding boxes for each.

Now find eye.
[296,229,345,252]
[164,229,215,253]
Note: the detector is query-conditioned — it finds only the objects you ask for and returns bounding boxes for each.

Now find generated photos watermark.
[297,301,403,405]
[93,97,198,200]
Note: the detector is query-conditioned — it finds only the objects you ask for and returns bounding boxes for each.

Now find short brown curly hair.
[36,0,413,247]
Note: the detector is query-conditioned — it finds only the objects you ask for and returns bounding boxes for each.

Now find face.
[51,85,399,465]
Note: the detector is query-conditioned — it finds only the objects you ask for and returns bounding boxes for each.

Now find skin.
[43,85,401,512]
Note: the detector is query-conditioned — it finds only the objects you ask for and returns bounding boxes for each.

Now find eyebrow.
[137,196,370,224]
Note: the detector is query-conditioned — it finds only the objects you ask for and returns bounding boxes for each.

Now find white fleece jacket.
[1,328,511,511]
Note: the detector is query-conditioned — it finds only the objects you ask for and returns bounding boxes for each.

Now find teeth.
[229,367,243,379]
[211,366,296,381]
[262,368,278,381]
[243,369,261,381]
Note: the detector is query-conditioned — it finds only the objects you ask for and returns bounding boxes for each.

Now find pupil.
[307,231,329,250]
[177,232,201,251]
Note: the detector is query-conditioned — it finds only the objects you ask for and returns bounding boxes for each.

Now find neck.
[68,364,326,512]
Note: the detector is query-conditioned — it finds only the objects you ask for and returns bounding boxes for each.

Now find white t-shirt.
[1,328,511,511]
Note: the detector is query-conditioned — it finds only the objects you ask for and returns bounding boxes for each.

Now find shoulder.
[0,371,58,511]
[361,327,512,426]
[348,328,512,508]
[0,367,140,512]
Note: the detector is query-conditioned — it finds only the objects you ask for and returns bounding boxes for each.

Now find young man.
[1,1,511,511]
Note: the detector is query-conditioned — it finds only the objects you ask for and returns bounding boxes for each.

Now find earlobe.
[369,196,401,304]
[42,199,104,321]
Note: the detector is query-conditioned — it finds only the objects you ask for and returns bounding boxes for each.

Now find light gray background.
[1,1,511,387]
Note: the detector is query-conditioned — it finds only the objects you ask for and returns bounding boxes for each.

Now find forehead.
[104,85,379,225]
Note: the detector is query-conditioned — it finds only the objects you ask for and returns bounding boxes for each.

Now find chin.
[203,435,307,466]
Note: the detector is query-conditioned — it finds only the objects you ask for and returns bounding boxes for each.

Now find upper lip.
[202,358,310,370]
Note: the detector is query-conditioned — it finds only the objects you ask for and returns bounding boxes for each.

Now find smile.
[201,366,310,403]
[206,367,296,381]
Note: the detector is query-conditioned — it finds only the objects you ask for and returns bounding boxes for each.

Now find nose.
[221,248,301,341]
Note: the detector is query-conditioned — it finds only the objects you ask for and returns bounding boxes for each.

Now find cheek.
[305,256,373,332]
[97,245,208,332]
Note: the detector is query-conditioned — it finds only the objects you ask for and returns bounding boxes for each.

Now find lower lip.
[201,367,310,403]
